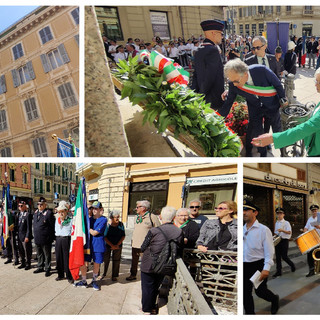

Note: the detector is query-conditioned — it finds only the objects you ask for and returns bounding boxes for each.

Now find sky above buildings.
[0,6,38,33]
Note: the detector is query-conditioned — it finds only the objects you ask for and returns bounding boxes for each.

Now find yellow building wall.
[167,181,185,209]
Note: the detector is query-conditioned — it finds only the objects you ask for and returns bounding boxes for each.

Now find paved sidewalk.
[0,229,168,315]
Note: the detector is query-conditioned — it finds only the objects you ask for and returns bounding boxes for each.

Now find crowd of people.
[0,195,237,314]
[243,200,320,315]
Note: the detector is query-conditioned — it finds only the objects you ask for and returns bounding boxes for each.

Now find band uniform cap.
[200,19,224,32]
[275,46,282,53]
[19,200,27,205]
[243,199,260,212]
[92,201,102,209]
[310,204,319,210]
[275,207,285,213]
[38,197,46,203]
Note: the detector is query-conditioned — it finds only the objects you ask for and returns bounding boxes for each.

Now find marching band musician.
[273,208,296,278]
[243,200,279,315]
[303,204,320,277]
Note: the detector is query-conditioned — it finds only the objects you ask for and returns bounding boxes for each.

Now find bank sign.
[186,174,237,186]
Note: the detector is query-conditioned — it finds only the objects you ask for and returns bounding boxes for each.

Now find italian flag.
[69,178,90,280]
[2,186,12,247]
[239,83,277,97]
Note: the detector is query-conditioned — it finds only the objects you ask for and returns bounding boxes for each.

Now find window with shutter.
[39,26,53,44]
[0,110,8,132]
[0,147,11,157]
[58,82,78,108]
[12,43,24,60]
[71,8,79,25]
[24,97,39,121]
[32,137,48,157]
[0,75,7,94]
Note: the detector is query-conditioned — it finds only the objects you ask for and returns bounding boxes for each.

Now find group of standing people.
[128,198,237,314]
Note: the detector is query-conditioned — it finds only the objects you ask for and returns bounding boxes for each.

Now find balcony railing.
[303,10,314,15]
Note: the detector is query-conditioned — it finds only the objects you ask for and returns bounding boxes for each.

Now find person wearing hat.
[33,197,55,277]
[284,41,297,76]
[114,45,127,63]
[55,200,73,283]
[273,207,295,278]
[303,204,320,277]
[16,200,33,270]
[191,19,225,110]
[74,201,107,291]
[243,200,279,315]
[274,46,284,79]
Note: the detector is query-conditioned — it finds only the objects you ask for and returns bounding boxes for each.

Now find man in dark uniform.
[33,197,55,277]
[16,201,33,270]
[220,59,288,157]
[191,19,225,110]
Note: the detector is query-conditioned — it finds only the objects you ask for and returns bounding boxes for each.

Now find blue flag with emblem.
[57,138,79,157]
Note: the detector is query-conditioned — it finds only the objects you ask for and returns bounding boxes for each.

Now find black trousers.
[55,236,72,279]
[103,246,122,277]
[141,271,164,313]
[5,234,19,262]
[17,238,32,266]
[36,243,52,271]
[130,247,141,277]
[307,250,315,272]
[244,259,277,315]
[275,239,295,273]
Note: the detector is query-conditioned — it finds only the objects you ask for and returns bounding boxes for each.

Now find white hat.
[288,41,296,51]
[57,200,68,212]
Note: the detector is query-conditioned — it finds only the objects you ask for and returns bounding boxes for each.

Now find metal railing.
[183,249,237,314]
[167,258,213,315]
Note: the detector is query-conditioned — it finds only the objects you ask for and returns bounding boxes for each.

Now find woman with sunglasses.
[252,68,320,157]
[196,201,237,253]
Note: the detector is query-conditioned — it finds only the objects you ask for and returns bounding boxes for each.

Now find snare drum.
[295,229,320,255]
[273,236,281,246]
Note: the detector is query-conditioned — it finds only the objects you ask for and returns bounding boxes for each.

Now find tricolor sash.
[238,83,277,97]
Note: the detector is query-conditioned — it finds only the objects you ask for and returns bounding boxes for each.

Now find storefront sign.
[186,174,237,186]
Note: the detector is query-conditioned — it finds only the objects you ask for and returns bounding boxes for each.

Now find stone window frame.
[23,96,40,122]
[40,43,70,73]
[70,7,80,25]
[32,136,48,157]
[56,81,78,109]
[12,42,24,61]
[0,147,12,157]
[38,25,54,45]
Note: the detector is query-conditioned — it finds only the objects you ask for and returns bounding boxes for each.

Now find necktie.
[262,57,266,65]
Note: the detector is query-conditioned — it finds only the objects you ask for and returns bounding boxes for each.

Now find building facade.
[0,6,79,157]
[0,163,32,210]
[244,163,320,237]
[94,6,224,44]
[78,162,238,228]
[31,163,78,210]
[225,6,320,37]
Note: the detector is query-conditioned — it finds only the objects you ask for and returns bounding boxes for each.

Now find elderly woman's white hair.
[136,200,150,210]
[109,209,121,219]
[176,208,190,216]
[160,206,176,223]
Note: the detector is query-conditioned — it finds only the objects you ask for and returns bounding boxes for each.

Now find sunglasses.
[252,45,264,51]
[190,206,200,209]
[18,204,24,207]
[38,203,44,205]
[215,207,228,210]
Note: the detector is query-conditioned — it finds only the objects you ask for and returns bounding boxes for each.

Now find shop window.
[186,184,237,215]
[128,180,169,215]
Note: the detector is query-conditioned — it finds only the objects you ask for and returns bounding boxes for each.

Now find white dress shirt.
[274,219,291,239]
[257,55,270,69]
[244,219,274,271]
[305,215,320,234]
